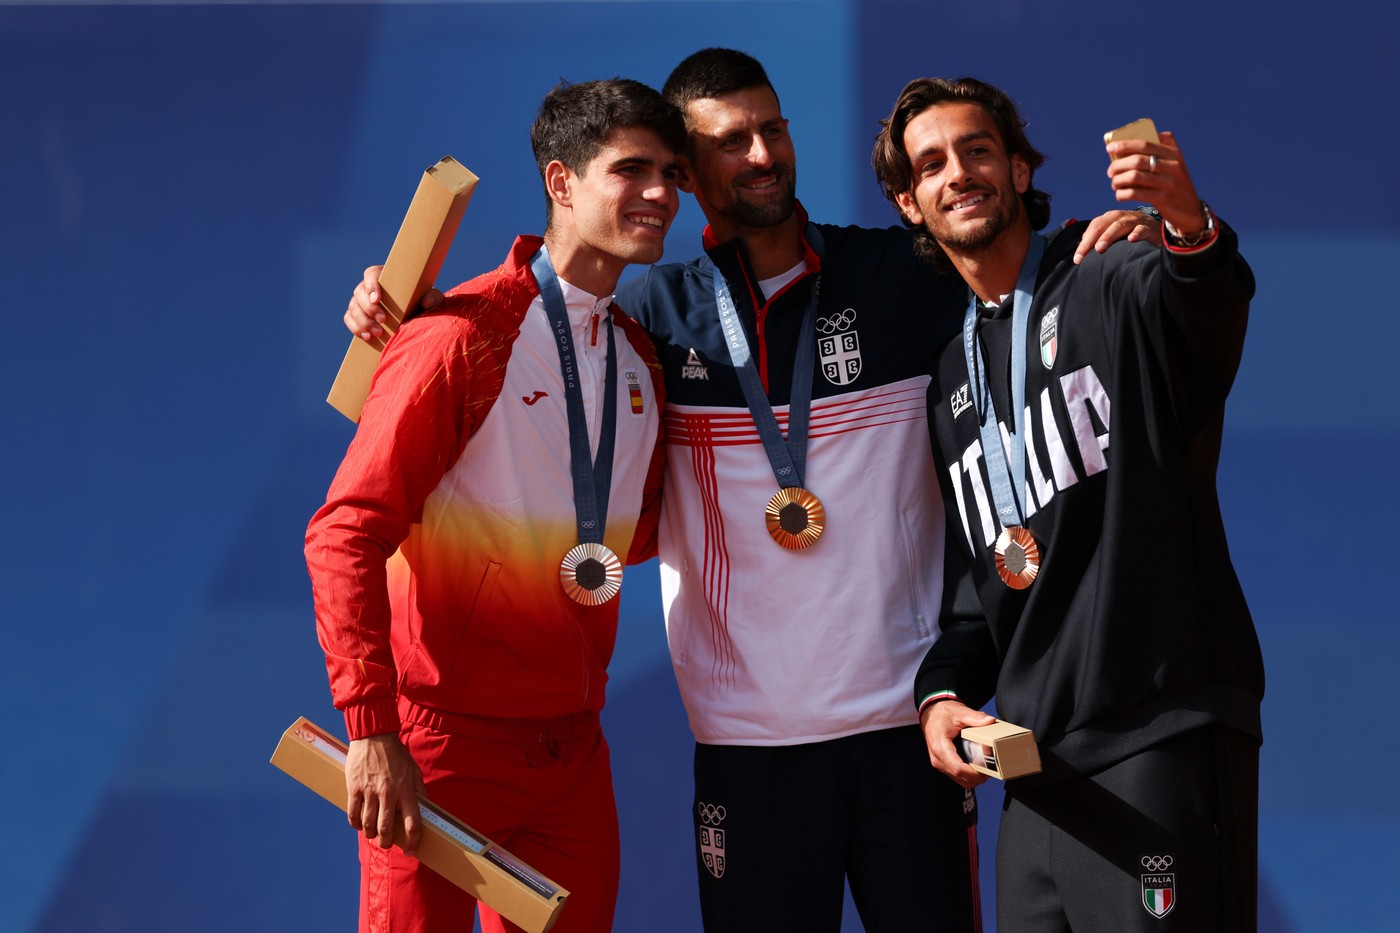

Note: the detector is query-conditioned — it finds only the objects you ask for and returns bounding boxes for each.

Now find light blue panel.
[328,1,856,276]
[1260,817,1400,933]
[1253,613,1400,931]
[1,6,378,929]
[1258,621,1400,822]
[1227,233,1400,432]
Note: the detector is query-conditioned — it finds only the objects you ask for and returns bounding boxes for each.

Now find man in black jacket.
[872,77,1263,932]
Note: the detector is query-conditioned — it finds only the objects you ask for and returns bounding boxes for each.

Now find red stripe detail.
[918,691,959,714]
[967,822,983,933]
[666,411,927,447]
[1164,222,1220,253]
[690,419,735,690]
[749,275,770,392]
[664,390,930,447]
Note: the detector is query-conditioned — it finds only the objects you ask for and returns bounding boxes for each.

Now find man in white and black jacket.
[342,54,1165,933]
[872,77,1264,933]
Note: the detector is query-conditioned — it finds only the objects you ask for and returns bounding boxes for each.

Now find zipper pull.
[590,311,600,347]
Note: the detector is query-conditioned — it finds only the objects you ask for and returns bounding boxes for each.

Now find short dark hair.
[871,76,1051,263]
[661,47,779,117]
[531,78,685,225]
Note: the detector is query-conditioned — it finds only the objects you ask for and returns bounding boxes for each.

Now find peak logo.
[682,348,709,381]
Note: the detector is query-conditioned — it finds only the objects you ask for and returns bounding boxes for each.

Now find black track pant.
[692,725,982,932]
[997,726,1259,933]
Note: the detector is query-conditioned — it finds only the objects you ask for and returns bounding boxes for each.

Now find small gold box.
[959,720,1043,780]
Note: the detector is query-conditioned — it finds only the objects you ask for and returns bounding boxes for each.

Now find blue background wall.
[3,1,1396,930]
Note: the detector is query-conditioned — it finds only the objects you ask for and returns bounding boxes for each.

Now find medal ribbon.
[962,233,1046,529]
[530,247,618,546]
[712,224,824,490]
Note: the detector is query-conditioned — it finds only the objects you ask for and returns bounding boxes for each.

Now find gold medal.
[560,543,623,605]
[765,487,825,550]
[994,526,1041,589]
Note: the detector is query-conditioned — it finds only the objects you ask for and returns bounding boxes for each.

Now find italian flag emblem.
[1039,307,1059,369]
[1141,874,1175,918]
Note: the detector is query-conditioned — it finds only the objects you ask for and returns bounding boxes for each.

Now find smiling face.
[681,86,797,236]
[893,101,1030,256]
[545,124,680,293]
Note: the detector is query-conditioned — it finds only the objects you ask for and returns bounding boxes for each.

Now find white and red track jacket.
[306,236,666,741]
[620,209,968,746]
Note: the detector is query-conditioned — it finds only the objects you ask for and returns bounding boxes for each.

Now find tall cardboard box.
[271,718,568,932]
[327,157,478,421]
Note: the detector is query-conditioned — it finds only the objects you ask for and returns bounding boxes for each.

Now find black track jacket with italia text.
[915,221,1264,786]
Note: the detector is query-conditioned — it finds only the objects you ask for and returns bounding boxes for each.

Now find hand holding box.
[958,720,1043,781]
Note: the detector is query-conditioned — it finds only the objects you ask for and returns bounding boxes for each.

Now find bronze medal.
[560,542,623,605]
[765,487,825,550]
[994,526,1041,589]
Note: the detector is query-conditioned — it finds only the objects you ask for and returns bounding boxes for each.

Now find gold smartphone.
[1103,118,1159,144]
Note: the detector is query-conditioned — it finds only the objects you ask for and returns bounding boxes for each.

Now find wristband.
[1164,201,1216,249]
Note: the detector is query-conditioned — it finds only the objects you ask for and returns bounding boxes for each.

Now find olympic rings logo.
[816,308,857,334]
[697,802,727,825]
[1140,855,1174,872]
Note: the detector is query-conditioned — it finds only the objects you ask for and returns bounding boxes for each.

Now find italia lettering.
[1040,387,1077,491]
[952,364,1110,549]
[956,439,999,549]
[1022,398,1053,516]
[1060,366,1111,476]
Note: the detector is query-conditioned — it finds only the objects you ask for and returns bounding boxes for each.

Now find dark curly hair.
[871,76,1050,264]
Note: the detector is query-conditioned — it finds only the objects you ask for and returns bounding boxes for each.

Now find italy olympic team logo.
[698,802,727,879]
[1140,854,1176,918]
[1040,306,1059,369]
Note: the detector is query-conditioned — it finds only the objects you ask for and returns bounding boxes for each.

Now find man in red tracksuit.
[305,78,683,932]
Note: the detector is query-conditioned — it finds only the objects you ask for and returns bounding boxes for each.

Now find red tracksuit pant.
[358,703,620,933]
